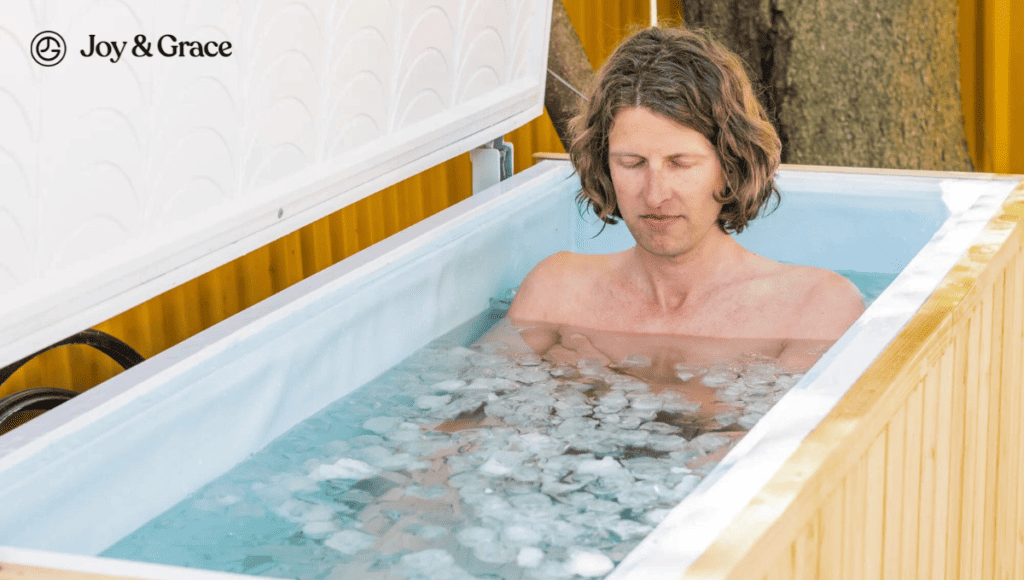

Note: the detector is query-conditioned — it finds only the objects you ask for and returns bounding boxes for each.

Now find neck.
[626,228,746,312]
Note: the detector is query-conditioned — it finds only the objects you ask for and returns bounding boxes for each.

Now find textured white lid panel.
[0,0,552,366]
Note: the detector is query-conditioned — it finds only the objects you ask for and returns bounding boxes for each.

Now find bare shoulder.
[507,251,604,323]
[784,265,866,340]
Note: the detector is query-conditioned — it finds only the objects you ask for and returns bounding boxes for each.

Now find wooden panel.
[864,434,887,579]
[683,187,1024,580]
[901,381,924,579]
[883,405,906,580]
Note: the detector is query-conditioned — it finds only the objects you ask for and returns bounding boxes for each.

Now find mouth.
[641,214,683,229]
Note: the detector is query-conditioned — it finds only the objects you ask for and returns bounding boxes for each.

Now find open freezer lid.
[0,0,554,366]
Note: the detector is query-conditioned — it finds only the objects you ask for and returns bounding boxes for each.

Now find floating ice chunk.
[673,474,703,496]
[714,410,741,426]
[502,524,544,546]
[567,549,615,577]
[373,452,429,471]
[576,456,625,476]
[415,394,452,409]
[606,518,654,540]
[362,416,402,434]
[324,529,375,554]
[674,363,701,381]
[517,546,545,568]
[474,540,516,564]
[479,457,514,476]
[498,367,551,384]
[639,421,680,434]
[431,379,468,391]
[399,549,476,580]
[690,433,733,454]
[312,458,379,481]
[715,385,745,402]
[469,352,511,367]
[456,526,498,548]
[515,353,543,366]
[302,521,338,538]
[702,368,741,387]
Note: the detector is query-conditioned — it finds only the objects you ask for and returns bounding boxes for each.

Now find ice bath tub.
[0,161,1021,579]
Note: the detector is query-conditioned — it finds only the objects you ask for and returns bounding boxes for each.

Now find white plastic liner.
[0,163,1018,579]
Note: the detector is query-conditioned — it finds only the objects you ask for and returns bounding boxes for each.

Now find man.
[497,27,864,374]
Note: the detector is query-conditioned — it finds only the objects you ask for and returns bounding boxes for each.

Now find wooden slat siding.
[883,404,906,580]
[931,345,955,578]
[901,381,923,578]
[847,446,868,580]
[681,182,1024,579]
[1014,233,1024,579]
[961,301,981,580]
[818,482,845,579]
[999,250,1024,580]
[918,358,940,580]
[984,271,1003,580]
[864,434,887,578]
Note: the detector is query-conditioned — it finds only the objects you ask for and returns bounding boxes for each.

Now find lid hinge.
[470,137,514,195]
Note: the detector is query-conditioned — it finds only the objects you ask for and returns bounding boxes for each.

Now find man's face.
[608,106,726,260]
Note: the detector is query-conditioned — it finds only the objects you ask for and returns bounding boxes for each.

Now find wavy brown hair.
[569,27,781,234]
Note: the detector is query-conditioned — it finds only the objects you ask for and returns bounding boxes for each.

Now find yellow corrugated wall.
[2,0,1021,399]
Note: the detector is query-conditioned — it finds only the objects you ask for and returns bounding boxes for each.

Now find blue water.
[101,271,896,579]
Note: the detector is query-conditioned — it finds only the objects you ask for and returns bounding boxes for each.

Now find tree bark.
[545,0,595,152]
[680,0,972,171]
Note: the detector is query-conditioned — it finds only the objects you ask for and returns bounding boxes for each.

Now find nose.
[644,166,672,208]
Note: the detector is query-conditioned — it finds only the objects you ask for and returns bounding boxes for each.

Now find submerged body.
[501,107,864,372]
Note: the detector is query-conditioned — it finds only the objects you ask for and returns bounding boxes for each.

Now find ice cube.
[576,457,625,477]
[312,458,379,481]
[415,394,452,409]
[567,549,614,577]
[362,416,402,434]
[302,521,338,538]
[323,529,375,554]
[517,546,545,568]
[702,368,741,387]
[502,524,544,546]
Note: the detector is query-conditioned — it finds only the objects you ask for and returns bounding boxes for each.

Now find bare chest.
[560,276,802,339]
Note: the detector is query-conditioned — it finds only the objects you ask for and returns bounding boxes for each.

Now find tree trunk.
[545,0,594,152]
[680,0,973,171]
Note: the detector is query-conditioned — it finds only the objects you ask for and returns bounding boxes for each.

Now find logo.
[31,31,66,66]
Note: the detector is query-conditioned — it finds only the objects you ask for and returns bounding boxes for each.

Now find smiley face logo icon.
[31,31,66,66]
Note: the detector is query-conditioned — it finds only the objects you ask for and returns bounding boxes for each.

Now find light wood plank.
[963,303,985,580]
[1011,239,1024,580]
[983,269,1004,580]
[901,381,924,579]
[883,405,906,580]
[844,452,867,580]
[818,483,845,580]
[793,517,820,580]
[946,321,969,580]
[918,361,940,580]
[865,433,888,579]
